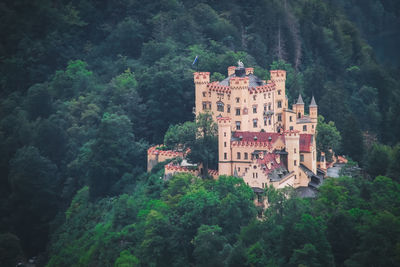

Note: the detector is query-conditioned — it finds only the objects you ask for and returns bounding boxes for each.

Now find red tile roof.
[232,131,283,143]
[299,134,313,152]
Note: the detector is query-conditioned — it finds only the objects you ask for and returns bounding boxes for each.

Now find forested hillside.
[1,0,400,266]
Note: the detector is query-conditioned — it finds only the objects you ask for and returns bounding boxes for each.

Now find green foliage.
[114,250,139,267]
[317,115,342,161]
[0,233,22,267]
[1,0,400,263]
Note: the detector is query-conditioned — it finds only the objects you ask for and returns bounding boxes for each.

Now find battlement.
[217,116,232,124]
[194,72,210,84]
[248,82,275,94]
[228,66,236,76]
[147,145,185,157]
[270,70,286,80]
[229,76,249,88]
[245,68,254,75]
[207,82,231,94]
[284,129,300,137]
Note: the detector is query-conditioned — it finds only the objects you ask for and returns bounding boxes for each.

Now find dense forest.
[1,0,400,266]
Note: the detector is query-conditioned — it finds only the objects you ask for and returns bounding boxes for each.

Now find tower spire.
[310,95,317,107]
[296,94,304,105]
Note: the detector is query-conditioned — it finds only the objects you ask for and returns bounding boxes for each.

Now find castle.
[148,63,325,194]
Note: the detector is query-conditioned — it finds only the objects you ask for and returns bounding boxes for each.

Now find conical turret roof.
[309,96,317,107]
[296,94,304,105]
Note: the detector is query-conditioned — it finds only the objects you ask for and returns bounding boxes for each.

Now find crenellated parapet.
[248,82,276,94]
[269,70,286,83]
[207,82,231,94]
[147,145,186,172]
[229,76,249,89]
[194,72,210,84]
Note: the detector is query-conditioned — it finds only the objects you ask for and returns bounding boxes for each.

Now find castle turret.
[194,72,210,116]
[309,96,318,122]
[293,94,304,119]
[217,117,232,176]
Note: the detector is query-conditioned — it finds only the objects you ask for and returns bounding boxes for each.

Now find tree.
[87,113,147,199]
[114,250,139,267]
[341,114,364,164]
[25,83,53,120]
[187,112,218,178]
[8,146,59,255]
[316,115,341,161]
[193,225,228,267]
[365,143,391,178]
[0,233,23,267]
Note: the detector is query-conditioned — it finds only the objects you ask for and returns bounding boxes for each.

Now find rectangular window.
[224,132,226,137]
[294,148,297,153]
[237,152,241,160]
[277,101,282,108]
[264,94,266,99]
[268,93,271,98]
[236,108,241,116]
[300,154,304,162]
[278,114,282,122]
[202,102,207,110]
[217,102,224,112]
[294,160,297,166]
[290,116,292,122]
[264,105,267,111]
[208,103,212,109]
[278,90,281,95]
[268,104,271,110]
[264,117,267,126]
[224,142,227,147]
[253,95,257,101]
[303,125,307,131]
[253,119,258,128]
[224,153,227,160]
[236,121,241,130]
[236,97,240,103]
[244,152,248,159]
[289,126,293,130]
[227,105,231,113]
[202,92,206,97]
[268,118,271,125]
[253,106,257,113]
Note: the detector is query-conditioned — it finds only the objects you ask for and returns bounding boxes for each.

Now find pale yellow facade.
[147,64,323,193]
[195,65,322,191]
